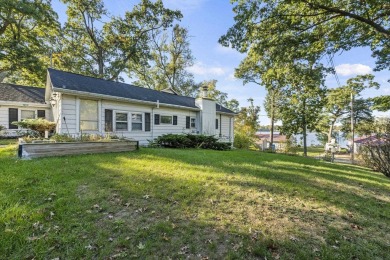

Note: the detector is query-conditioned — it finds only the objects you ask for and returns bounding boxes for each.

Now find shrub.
[12,119,56,137]
[0,125,5,132]
[359,135,390,177]
[151,134,231,150]
[233,132,254,149]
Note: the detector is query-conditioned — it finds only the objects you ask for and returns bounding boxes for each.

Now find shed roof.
[48,68,235,114]
[0,83,45,104]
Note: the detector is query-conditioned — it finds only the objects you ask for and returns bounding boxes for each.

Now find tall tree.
[277,63,327,156]
[131,24,196,96]
[220,0,390,73]
[321,74,379,142]
[0,0,59,86]
[340,98,374,137]
[57,0,182,80]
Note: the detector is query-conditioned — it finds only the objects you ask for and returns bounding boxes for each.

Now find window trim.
[20,110,36,121]
[114,111,129,132]
[79,99,99,131]
[190,117,196,128]
[131,113,143,131]
[160,115,173,125]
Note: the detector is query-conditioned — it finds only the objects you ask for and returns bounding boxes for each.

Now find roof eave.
[0,100,49,108]
[53,87,201,111]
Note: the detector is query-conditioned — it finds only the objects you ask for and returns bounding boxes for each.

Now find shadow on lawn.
[1,148,390,259]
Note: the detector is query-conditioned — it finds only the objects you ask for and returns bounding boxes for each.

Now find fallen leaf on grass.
[137,242,145,250]
[178,245,190,255]
[351,224,363,230]
[143,194,150,199]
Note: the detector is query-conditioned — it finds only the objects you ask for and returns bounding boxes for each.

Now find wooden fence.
[18,140,139,159]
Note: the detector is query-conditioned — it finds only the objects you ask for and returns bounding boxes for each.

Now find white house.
[1,69,235,145]
[0,83,51,136]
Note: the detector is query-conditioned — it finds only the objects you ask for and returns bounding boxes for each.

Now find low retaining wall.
[18,140,139,159]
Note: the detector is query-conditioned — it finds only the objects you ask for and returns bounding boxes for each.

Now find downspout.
[219,114,222,137]
[229,117,232,141]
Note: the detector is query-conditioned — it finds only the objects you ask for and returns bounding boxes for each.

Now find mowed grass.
[1,146,389,259]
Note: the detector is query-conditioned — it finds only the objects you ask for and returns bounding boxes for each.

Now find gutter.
[53,87,201,111]
[0,101,50,108]
[216,111,236,116]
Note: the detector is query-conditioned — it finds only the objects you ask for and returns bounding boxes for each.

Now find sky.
[51,0,389,123]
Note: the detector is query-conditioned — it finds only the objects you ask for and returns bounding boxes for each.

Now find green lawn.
[0,138,17,146]
[1,146,389,259]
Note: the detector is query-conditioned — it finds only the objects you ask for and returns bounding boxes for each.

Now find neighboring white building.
[0,83,51,136]
[1,69,235,145]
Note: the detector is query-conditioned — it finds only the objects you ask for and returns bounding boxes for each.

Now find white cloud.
[162,0,207,12]
[187,62,226,76]
[226,73,238,81]
[335,63,372,76]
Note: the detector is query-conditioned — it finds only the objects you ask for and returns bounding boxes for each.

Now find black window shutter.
[145,113,151,131]
[186,116,190,129]
[173,116,178,125]
[9,108,18,129]
[154,114,160,125]
[37,110,45,118]
[105,109,113,132]
[216,119,219,129]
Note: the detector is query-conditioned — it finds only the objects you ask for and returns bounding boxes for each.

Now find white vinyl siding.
[101,100,198,145]
[60,95,77,134]
[0,105,49,135]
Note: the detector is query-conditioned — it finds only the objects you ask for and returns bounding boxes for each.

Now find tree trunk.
[98,48,104,77]
[302,99,307,157]
[303,118,307,156]
[270,90,275,151]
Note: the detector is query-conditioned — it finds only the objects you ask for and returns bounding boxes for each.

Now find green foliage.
[131,24,197,96]
[220,0,390,73]
[359,118,390,177]
[0,0,59,86]
[56,0,182,81]
[233,132,253,149]
[370,95,390,112]
[233,98,260,149]
[50,133,123,143]
[151,134,231,150]
[0,125,5,132]
[319,74,379,142]
[12,118,56,137]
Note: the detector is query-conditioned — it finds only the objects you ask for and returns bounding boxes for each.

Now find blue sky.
[52,0,389,122]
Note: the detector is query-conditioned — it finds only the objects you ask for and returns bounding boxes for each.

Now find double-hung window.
[116,112,128,131]
[160,115,172,124]
[80,99,98,131]
[190,117,196,128]
[131,113,143,131]
[21,110,35,120]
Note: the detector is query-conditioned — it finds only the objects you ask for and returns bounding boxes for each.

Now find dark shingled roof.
[0,83,45,104]
[48,68,235,114]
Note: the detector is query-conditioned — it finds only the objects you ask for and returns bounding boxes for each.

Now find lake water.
[257,131,349,147]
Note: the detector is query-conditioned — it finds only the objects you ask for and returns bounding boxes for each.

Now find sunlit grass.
[0,146,389,259]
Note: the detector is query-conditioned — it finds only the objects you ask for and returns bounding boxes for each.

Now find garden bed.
[18,140,139,159]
